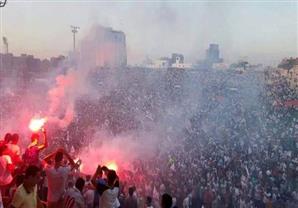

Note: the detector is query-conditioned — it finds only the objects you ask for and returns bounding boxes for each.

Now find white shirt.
[45,165,71,202]
[0,155,12,186]
[84,189,94,205]
[183,196,191,208]
[239,198,246,208]
[65,187,85,208]
[99,187,119,208]
[11,185,37,208]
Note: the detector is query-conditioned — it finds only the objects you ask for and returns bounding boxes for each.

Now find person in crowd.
[85,175,92,188]
[39,170,48,202]
[0,145,14,200]
[83,181,95,208]
[64,177,85,208]
[161,193,172,208]
[91,165,120,208]
[43,148,76,208]
[191,186,203,208]
[10,165,43,208]
[7,134,21,158]
[7,134,22,165]
[203,185,215,208]
[9,174,24,199]
[91,164,105,208]
[146,196,154,208]
[0,133,12,147]
[172,197,178,208]
[101,166,109,180]
[23,129,48,168]
[124,187,138,208]
[183,193,191,208]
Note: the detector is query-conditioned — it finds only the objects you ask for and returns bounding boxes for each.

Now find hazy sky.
[0,0,297,66]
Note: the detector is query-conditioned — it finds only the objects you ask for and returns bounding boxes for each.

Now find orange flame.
[29,118,47,132]
[106,161,118,171]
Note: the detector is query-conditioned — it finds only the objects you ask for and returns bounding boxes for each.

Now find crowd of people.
[114,71,298,208]
[104,70,297,208]
[0,69,297,208]
[0,129,179,208]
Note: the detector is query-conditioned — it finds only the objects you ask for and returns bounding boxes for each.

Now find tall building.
[205,44,223,64]
[80,25,127,68]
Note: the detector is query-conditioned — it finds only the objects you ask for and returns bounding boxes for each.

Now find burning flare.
[106,161,118,171]
[29,118,47,132]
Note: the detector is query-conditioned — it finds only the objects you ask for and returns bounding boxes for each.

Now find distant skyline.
[0,0,297,66]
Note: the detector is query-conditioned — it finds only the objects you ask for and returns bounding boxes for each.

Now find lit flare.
[29,118,47,132]
[106,161,118,171]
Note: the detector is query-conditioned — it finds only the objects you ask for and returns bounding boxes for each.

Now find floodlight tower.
[70,25,80,52]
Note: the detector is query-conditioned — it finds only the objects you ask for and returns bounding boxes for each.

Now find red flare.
[29,118,47,132]
[106,161,118,171]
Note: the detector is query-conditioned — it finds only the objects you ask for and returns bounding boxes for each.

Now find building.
[80,25,127,68]
[154,57,171,68]
[145,53,192,69]
[205,44,223,66]
[0,53,65,92]
[50,55,66,68]
[195,44,224,70]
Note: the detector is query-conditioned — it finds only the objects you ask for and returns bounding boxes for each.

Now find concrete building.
[205,44,223,66]
[154,57,171,68]
[80,25,127,68]
[0,53,65,92]
[145,53,192,69]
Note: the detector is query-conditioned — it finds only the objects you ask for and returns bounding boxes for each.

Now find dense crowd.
[0,69,297,208]
[0,130,176,208]
[114,71,298,208]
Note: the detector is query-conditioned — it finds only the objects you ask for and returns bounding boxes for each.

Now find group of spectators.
[0,130,178,208]
[106,70,297,208]
[0,69,297,208]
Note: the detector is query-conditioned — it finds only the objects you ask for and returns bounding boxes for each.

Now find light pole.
[70,25,80,52]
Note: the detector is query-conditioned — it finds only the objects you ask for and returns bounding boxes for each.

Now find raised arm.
[91,165,102,187]
[62,149,76,169]
[37,128,48,151]
[43,150,57,164]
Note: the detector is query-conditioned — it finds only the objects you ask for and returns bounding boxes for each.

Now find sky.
[0,0,297,66]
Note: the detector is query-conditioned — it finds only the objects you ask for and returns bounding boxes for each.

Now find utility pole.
[70,25,80,52]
